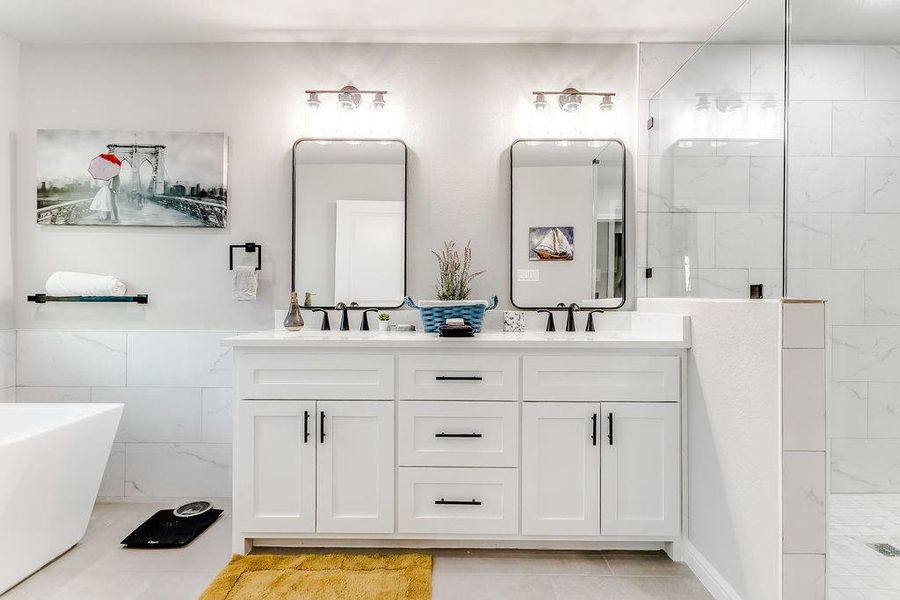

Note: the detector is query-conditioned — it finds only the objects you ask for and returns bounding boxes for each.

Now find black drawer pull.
[303,410,310,443]
[320,410,326,444]
[435,375,483,381]
[591,413,597,446]
[435,432,483,438]
[435,498,482,506]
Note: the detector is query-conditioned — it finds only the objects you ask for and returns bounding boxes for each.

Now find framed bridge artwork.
[36,130,227,227]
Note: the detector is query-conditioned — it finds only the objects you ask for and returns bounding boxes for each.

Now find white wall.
[12,42,637,498]
[0,32,19,400]
[640,298,783,600]
[16,42,637,330]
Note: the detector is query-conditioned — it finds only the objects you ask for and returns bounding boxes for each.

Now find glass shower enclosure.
[642,0,900,595]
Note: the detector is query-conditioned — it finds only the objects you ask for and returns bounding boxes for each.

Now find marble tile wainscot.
[14,330,237,499]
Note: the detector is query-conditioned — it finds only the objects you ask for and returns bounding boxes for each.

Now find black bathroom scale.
[121,502,223,549]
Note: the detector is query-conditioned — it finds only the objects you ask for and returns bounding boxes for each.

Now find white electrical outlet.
[517,269,540,282]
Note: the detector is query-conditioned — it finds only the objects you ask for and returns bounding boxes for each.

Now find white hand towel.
[45,271,127,297]
[232,266,258,301]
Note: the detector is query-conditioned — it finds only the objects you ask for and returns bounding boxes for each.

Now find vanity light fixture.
[305,85,389,112]
[531,88,616,114]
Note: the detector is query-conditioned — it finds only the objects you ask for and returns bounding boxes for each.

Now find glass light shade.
[307,92,321,109]
[371,92,386,111]
[533,93,549,111]
[560,94,582,112]
[599,95,615,112]
[337,93,357,111]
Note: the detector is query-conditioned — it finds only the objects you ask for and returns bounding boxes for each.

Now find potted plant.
[405,240,498,332]
[377,311,391,331]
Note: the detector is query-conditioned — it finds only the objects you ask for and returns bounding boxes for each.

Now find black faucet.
[537,309,556,332]
[312,308,331,331]
[585,309,605,332]
[565,303,580,332]
[335,302,351,331]
[360,309,378,331]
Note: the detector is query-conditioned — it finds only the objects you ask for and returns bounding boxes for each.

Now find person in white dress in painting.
[89,179,114,221]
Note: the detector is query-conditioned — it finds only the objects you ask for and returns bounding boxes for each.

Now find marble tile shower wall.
[639,43,900,492]
[638,42,787,300]
[15,330,235,499]
[786,44,900,493]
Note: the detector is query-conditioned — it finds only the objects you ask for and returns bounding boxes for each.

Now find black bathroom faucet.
[565,303,580,332]
[360,309,378,331]
[335,302,351,331]
[312,308,331,331]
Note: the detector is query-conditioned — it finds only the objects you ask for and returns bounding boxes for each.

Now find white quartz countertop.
[224,313,691,349]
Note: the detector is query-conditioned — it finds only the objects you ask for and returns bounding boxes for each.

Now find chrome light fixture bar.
[306,85,389,111]
[532,88,616,113]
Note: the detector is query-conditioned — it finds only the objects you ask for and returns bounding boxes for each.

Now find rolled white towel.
[45,272,127,297]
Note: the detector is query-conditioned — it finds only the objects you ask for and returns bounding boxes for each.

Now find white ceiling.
[1,0,895,46]
[0,0,744,44]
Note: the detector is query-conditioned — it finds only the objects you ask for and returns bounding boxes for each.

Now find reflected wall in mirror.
[511,140,625,309]
[292,139,407,308]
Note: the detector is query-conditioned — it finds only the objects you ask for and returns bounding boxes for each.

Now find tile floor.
[830,494,900,599]
[4,501,713,600]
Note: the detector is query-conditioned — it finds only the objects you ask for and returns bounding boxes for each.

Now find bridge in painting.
[37,141,225,227]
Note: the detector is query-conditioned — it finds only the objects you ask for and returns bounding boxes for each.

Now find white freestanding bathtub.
[0,403,122,594]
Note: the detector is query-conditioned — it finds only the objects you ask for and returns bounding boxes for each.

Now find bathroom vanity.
[225,312,690,554]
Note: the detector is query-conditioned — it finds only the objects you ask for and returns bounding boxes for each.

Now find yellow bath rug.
[199,553,432,600]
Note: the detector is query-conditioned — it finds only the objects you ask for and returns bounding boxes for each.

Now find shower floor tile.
[831,494,900,597]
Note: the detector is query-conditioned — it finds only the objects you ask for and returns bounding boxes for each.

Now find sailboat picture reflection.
[529,226,574,261]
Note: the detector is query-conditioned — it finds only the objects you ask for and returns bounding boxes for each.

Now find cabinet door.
[522,402,601,535]
[237,400,316,533]
[316,401,395,533]
[600,402,680,537]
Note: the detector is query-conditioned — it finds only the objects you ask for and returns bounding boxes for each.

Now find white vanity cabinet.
[226,326,689,554]
[600,402,680,537]
[236,399,394,536]
[237,400,316,533]
[522,402,601,535]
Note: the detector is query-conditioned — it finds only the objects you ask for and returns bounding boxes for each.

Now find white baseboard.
[684,541,744,600]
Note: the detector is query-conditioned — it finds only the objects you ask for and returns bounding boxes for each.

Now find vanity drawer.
[398,355,519,401]
[398,467,519,535]
[523,356,680,402]
[238,354,394,400]
[398,401,518,467]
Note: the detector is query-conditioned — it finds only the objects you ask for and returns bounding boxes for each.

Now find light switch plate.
[517,269,539,282]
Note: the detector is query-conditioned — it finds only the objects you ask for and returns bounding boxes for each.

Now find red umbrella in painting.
[87,153,122,181]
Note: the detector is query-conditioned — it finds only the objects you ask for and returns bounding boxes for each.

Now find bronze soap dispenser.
[283,291,305,331]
